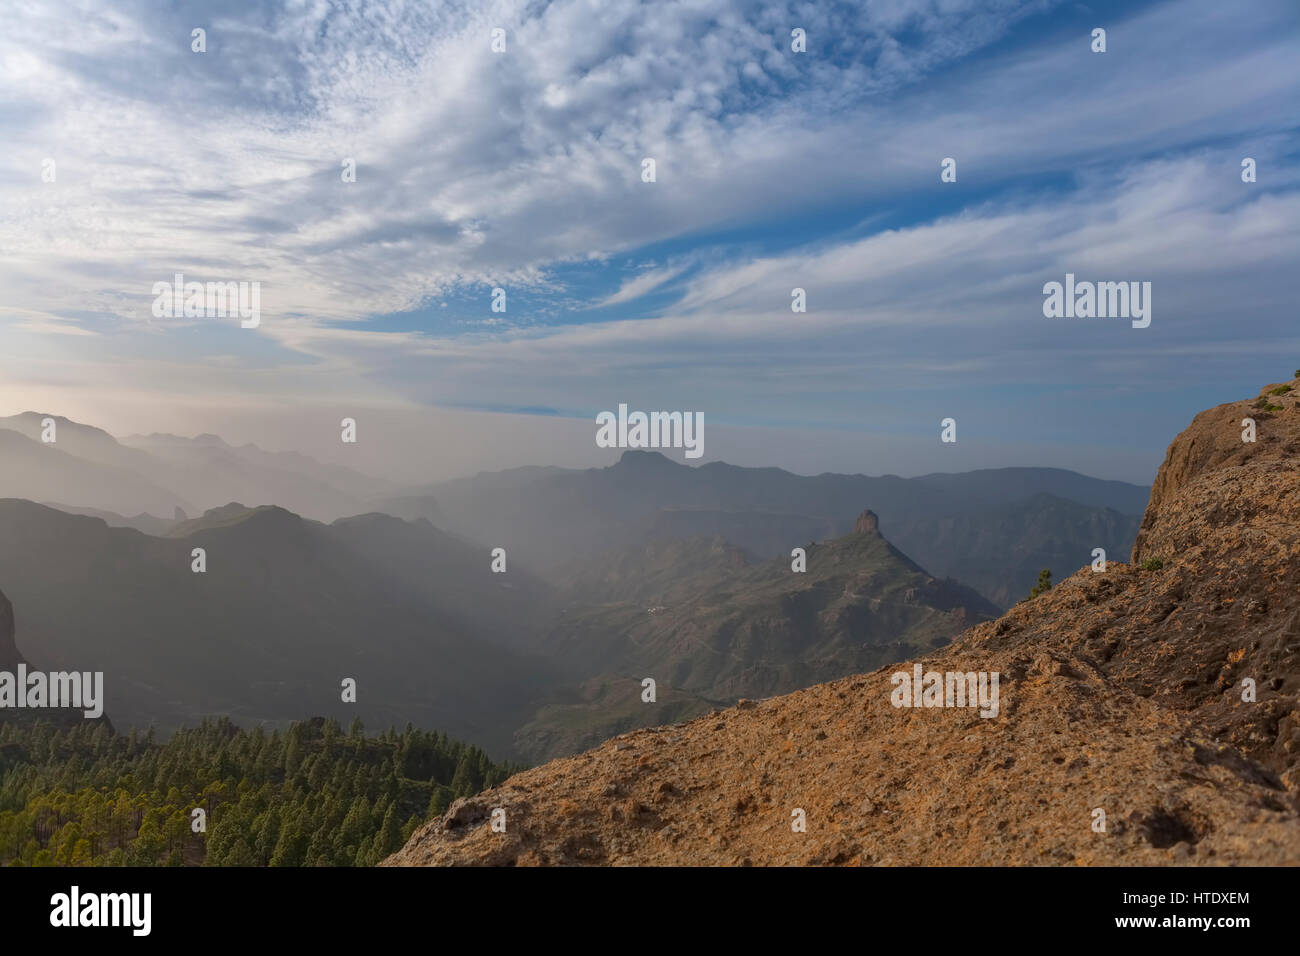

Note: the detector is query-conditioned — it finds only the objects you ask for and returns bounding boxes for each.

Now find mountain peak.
[3,411,113,438]
[167,502,306,537]
[203,502,250,519]
[852,509,880,535]
[614,450,682,470]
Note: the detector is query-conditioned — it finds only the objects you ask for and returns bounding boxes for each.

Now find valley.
[0,409,1146,763]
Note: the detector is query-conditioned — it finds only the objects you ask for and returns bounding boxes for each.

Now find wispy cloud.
[589,264,688,308]
[0,0,1296,481]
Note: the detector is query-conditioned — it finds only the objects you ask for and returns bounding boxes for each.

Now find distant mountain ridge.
[415,449,1149,607]
[0,410,1148,606]
[0,412,391,521]
[0,426,193,517]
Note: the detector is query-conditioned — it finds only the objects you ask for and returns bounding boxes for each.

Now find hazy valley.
[0,410,1148,765]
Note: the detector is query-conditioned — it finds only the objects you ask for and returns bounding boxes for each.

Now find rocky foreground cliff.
[386,382,1300,866]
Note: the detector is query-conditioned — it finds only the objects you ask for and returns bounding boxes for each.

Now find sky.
[0,0,1297,484]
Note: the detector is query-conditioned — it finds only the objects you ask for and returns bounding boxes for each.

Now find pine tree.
[427,786,450,819]
[376,804,401,857]
[284,723,305,775]
[269,815,308,867]
[449,753,481,798]
[1028,568,1053,600]
[222,837,256,867]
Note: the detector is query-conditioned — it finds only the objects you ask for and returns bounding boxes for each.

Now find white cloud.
[0,0,1066,333]
[0,0,1297,482]
[590,264,687,308]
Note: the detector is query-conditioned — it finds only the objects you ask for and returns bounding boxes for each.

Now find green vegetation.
[1268,385,1292,395]
[1141,557,1165,571]
[1027,568,1052,600]
[0,717,517,867]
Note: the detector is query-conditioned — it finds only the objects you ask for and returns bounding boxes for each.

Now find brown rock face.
[387,383,1300,866]
[853,510,880,535]
[979,382,1300,786]
[1134,379,1300,563]
[1092,378,1300,780]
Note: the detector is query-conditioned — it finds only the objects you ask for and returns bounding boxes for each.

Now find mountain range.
[0,411,1148,610]
[386,379,1300,866]
[0,412,392,521]
[403,451,1148,608]
[0,408,1149,761]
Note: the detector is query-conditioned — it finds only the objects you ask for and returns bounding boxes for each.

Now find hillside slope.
[0,501,556,753]
[387,382,1300,866]
[516,512,998,761]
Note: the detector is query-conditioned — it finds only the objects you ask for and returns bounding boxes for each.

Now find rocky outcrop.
[852,509,880,535]
[1134,378,1300,562]
[386,382,1300,866]
[976,377,1300,785]
[0,586,19,669]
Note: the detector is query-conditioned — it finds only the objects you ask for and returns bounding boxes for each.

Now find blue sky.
[0,0,1297,483]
